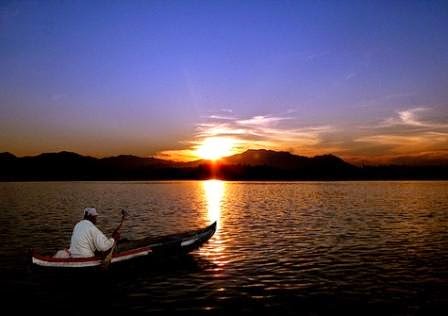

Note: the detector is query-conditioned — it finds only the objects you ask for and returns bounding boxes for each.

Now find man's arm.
[91,226,115,252]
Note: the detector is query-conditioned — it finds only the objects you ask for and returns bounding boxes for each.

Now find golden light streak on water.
[203,179,225,226]
[201,180,227,262]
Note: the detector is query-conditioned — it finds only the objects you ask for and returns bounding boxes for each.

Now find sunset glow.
[195,137,237,160]
[0,2,447,165]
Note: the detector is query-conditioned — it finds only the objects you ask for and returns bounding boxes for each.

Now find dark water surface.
[1,181,447,315]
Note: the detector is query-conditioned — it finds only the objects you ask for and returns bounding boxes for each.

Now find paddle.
[101,209,128,269]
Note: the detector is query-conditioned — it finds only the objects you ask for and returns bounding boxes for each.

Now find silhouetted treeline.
[0,150,446,181]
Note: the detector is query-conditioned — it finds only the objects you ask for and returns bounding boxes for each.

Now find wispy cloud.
[206,115,236,121]
[156,113,334,160]
[354,107,448,158]
[398,108,425,126]
[201,108,236,121]
[236,115,291,126]
[355,132,448,153]
[377,107,448,129]
[155,107,448,163]
[345,72,356,80]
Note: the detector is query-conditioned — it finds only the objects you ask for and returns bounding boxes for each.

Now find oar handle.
[112,209,128,238]
[101,209,128,269]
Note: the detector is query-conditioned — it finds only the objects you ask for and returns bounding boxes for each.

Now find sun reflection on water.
[203,179,224,226]
[201,180,227,263]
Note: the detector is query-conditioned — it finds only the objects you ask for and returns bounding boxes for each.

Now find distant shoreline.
[1,149,447,181]
[1,176,447,182]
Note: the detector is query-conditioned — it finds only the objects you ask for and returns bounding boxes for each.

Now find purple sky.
[1,1,447,163]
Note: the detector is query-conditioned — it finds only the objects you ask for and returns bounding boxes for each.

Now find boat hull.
[32,221,217,268]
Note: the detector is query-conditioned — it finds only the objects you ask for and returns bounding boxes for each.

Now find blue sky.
[1,1,447,163]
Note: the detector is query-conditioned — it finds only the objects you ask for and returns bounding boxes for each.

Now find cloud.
[379,107,427,127]
[356,107,448,155]
[155,107,448,163]
[206,115,236,120]
[376,107,448,129]
[356,132,448,152]
[154,149,197,161]
[156,113,335,160]
[345,72,356,80]
[197,115,331,150]
[346,107,448,162]
[236,115,290,126]
[398,108,426,126]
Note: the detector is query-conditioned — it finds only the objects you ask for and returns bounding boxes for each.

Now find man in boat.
[54,207,119,258]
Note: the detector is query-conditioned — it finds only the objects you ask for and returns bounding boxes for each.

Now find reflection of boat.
[32,221,217,268]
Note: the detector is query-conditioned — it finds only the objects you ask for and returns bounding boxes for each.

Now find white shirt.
[69,219,115,258]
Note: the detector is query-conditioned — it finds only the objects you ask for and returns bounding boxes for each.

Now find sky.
[1,0,447,164]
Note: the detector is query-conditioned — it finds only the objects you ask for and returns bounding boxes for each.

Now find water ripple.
[0,181,447,314]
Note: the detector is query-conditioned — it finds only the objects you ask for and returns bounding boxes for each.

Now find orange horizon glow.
[194,137,238,161]
[5,143,447,167]
[2,4,448,169]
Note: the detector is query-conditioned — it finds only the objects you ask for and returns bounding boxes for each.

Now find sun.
[195,137,236,160]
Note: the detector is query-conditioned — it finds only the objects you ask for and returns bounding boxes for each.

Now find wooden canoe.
[32,221,217,268]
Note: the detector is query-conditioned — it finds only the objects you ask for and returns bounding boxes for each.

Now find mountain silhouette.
[221,149,352,169]
[0,149,446,181]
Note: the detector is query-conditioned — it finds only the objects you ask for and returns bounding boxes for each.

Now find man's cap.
[84,207,98,216]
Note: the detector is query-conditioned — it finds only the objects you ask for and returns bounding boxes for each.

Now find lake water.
[1,181,447,315]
